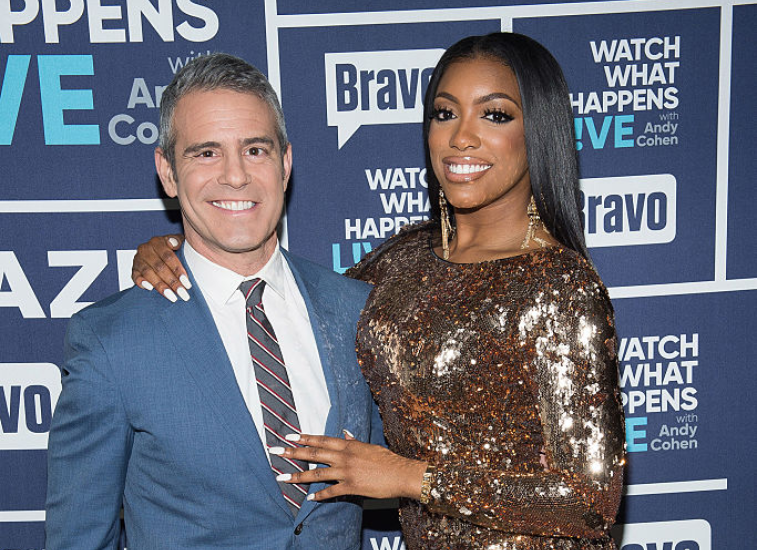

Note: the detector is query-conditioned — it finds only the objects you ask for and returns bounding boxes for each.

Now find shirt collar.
[184,241,287,306]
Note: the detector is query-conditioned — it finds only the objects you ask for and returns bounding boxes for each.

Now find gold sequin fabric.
[348,222,625,550]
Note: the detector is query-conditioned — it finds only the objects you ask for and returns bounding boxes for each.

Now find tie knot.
[239,278,265,303]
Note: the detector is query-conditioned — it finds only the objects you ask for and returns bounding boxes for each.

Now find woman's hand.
[272,434,427,502]
[131,234,188,301]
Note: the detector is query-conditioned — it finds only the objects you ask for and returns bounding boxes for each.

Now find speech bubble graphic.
[580,174,677,247]
[325,49,444,148]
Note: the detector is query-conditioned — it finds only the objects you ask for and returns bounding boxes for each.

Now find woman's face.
[428,56,531,214]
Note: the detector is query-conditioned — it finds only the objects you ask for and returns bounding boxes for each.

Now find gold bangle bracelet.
[419,466,435,505]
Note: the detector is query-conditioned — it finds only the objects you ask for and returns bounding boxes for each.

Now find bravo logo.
[580,174,676,247]
[614,519,711,550]
[0,363,62,450]
[325,49,444,148]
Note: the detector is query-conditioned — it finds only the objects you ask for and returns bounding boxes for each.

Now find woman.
[132,33,626,549]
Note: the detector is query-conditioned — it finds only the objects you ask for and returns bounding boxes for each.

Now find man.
[45,53,383,550]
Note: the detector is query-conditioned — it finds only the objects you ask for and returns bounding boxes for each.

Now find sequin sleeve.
[346,222,434,285]
[422,272,626,539]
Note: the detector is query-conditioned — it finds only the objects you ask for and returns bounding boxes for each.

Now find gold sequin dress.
[348,222,625,550]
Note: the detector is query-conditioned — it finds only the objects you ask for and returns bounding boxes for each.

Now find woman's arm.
[420,277,626,538]
[274,434,428,501]
[283,274,625,538]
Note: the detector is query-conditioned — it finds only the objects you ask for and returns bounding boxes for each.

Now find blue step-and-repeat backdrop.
[2,1,755,548]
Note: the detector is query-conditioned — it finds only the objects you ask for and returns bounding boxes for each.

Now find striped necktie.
[239,278,309,514]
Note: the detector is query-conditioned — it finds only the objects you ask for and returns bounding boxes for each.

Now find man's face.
[156,88,291,273]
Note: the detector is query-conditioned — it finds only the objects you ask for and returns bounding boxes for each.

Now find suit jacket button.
[294,523,304,535]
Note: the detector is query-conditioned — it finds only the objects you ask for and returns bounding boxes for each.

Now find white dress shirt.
[184,241,331,453]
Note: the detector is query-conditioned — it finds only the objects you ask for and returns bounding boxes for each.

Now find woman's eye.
[431,107,455,122]
[484,110,513,124]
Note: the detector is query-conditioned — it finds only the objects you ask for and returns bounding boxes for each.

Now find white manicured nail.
[168,237,180,247]
[276,473,292,482]
[163,289,177,303]
[307,494,315,501]
[179,274,192,289]
[285,434,301,442]
[176,287,190,302]
[140,281,154,291]
[342,429,354,438]
[269,446,285,455]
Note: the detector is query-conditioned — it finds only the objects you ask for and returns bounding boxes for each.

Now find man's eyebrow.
[241,136,275,148]
[182,141,220,157]
[182,137,276,157]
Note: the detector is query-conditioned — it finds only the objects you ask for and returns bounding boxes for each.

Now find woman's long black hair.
[423,32,590,261]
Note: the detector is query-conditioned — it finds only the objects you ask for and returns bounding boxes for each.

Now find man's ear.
[155,148,177,197]
[281,142,292,193]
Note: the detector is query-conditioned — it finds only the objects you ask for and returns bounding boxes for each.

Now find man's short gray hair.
[159,53,288,171]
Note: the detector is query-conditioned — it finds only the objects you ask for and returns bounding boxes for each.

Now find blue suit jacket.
[46,250,383,550]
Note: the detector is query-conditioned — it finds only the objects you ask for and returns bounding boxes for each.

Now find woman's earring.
[521,195,550,249]
[440,189,454,260]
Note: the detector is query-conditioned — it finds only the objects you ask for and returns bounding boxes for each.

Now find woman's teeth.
[448,164,491,175]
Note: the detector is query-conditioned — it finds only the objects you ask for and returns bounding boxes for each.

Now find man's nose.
[221,154,250,188]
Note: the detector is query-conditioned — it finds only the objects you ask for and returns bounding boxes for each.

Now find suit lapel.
[160,258,291,516]
[282,251,344,438]
[282,251,345,519]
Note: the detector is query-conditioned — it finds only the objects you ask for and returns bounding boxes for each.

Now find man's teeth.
[212,200,255,211]
[448,164,491,175]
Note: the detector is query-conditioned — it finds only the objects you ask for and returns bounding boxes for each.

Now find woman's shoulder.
[345,220,435,284]
[531,246,611,303]
[534,245,601,279]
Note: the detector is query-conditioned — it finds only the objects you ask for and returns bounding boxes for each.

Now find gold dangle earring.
[521,195,550,249]
[439,189,454,260]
